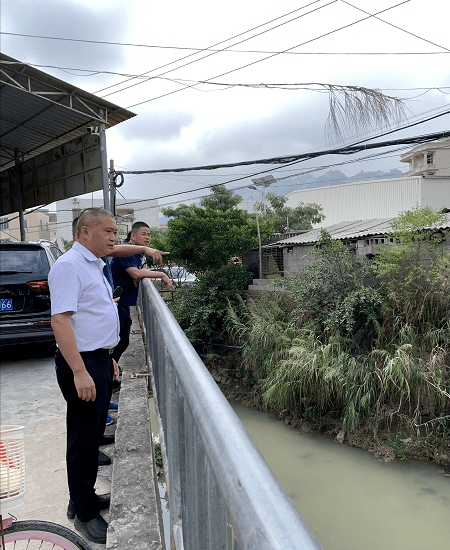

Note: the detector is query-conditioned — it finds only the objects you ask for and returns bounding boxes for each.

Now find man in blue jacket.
[111,221,172,362]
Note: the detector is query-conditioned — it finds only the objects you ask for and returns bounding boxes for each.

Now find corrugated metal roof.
[265,214,450,247]
[0,52,135,172]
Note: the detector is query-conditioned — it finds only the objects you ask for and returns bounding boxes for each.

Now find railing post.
[205,461,227,550]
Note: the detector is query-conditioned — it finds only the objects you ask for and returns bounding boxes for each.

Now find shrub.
[261,332,450,433]
[375,206,450,332]
[228,291,298,379]
[278,229,384,342]
[171,264,253,342]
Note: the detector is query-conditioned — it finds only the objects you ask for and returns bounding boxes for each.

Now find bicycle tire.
[2,519,92,549]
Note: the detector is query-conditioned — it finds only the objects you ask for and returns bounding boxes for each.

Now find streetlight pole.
[248,175,276,280]
[255,213,262,280]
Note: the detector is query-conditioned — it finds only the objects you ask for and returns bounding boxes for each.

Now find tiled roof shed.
[259,215,450,278]
[264,215,450,248]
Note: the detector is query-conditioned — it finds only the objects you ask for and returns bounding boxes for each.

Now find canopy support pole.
[14,149,26,242]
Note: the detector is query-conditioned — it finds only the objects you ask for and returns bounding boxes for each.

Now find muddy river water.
[150,399,450,549]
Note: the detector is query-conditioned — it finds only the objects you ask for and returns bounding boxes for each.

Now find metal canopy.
[0,52,135,226]
[0,52,135,172]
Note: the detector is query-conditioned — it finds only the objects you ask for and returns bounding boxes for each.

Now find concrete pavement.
[1,307,165,549]
[0,344,115,550]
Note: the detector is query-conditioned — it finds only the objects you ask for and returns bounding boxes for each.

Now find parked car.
[161,266,197,287]
[0,240,63,346]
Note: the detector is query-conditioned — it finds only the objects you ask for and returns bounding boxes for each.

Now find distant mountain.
[347,168,403,183]
[238,168,404,200]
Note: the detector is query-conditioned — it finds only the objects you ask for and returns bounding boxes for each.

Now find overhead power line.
[95,0,330,95]
[0,31,437,57]
[342,0,450,53]
[4,60,448,103]
[1,31,448,56]
[101,0,336,99]
[112,125,450,210]
[124,0,412,108]
[133,148,409,204]
[2,61,448,99]
[115,129,450,176]
[114,104,450,195]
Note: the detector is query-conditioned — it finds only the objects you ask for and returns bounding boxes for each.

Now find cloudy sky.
[1,0,449,207]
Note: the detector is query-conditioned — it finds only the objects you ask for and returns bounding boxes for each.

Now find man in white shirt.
[49,208,120,544]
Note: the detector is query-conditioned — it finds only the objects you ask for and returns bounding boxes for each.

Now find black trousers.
[55,348,113,521]
[112,305,132,362]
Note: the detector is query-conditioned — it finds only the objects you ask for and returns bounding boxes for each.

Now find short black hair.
[131,221,150,234]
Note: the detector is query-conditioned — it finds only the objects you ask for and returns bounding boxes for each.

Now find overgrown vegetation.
[153,437,164,477]
[163,185,325,342]
[171,264,252,342]
[228,207,450,461]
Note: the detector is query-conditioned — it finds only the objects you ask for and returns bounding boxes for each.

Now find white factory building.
[285,138,450,227]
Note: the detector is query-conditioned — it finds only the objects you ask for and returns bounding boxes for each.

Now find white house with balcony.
[400,137,450,177]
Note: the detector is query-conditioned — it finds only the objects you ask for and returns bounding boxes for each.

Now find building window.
[427,152,434,164]
[0,217,9,230]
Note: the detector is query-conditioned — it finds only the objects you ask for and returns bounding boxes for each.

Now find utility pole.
[109,159,116,217]
[98,108,109,212]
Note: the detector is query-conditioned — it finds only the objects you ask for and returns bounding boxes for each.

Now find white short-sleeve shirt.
[49,241,120,352]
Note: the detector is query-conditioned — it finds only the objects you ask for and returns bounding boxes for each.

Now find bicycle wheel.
[2,520,92,549]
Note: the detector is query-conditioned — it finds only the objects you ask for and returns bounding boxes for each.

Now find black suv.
[0,240,63,346]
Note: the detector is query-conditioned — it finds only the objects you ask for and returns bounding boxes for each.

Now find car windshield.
[0,248,48,279]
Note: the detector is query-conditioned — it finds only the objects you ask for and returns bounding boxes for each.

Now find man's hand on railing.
[128,267,174,289]
[160,273,174,290]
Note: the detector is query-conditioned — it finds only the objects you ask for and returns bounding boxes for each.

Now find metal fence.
[138,279,323,550]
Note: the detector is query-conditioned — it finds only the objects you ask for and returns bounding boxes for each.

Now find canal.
[150,399,450,550]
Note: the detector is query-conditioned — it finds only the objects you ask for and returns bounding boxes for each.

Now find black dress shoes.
[67,493,110,520]
[100,434,115,446]
[74,514,108,544]
[98,450,111,466]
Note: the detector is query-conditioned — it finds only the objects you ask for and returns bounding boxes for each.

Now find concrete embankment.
[107,308,165,549]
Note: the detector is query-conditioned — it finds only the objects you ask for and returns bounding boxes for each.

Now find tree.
[200,184,242,212]
[161,203,195,219]
[256,192,325,233]
[165,205,272,272]
[147,226,168,252]
[61,238,73,251]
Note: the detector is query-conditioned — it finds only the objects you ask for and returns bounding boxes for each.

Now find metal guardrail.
[138,279,323,550]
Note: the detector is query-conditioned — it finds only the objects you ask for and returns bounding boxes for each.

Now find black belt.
[83,347,115,355]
